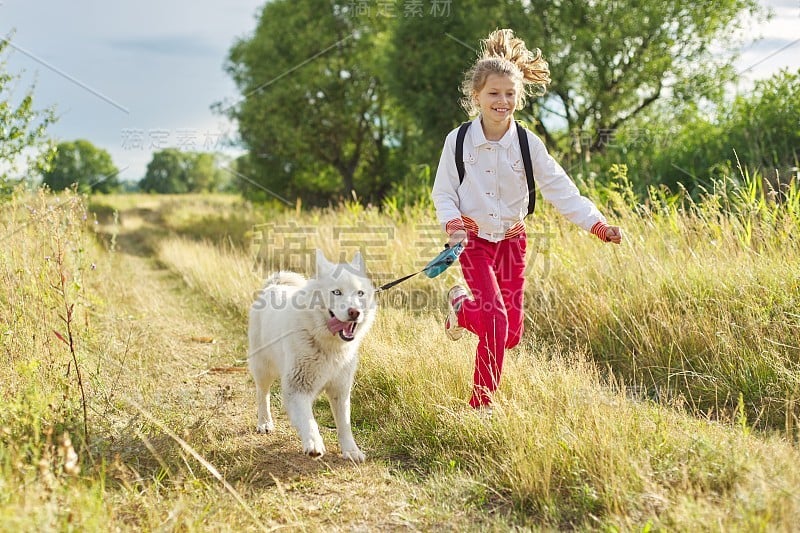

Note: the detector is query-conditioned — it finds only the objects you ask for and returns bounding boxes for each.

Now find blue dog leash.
[376,242,465,293]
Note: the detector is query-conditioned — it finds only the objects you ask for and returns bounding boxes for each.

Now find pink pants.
[457,233,527,407]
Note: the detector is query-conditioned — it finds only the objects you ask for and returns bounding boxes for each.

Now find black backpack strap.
[516,121,536,215]
[455,122,471,184]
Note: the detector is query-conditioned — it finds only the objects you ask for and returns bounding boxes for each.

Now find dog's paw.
[256,421,275,434]
[303,437,326,458]
[341,448,366,463]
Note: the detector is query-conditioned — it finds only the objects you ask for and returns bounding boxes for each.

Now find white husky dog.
[248,250,376,462]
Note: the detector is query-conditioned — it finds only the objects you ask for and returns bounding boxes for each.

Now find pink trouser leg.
[457,234,527,408]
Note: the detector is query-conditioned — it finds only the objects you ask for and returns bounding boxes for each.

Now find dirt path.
[92,207,441,531]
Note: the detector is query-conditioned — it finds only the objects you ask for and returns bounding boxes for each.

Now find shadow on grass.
[104,425,364,494]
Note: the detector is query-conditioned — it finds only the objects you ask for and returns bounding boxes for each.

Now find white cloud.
[734,0,800,84]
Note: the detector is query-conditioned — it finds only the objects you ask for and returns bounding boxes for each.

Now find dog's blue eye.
[332,289,342,296]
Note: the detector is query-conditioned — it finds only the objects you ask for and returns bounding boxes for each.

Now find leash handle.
[376,242,464,293]
[422,242,464,279]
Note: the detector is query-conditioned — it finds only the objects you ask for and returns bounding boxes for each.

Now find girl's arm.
[527,131,621,243]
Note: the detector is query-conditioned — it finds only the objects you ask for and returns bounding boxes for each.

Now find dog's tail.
[263,271,306,288]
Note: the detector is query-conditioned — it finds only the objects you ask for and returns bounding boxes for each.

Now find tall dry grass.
[156,167,800,433]
[524,166,800,431]
[2,166,799,530]
[0,189,112,527]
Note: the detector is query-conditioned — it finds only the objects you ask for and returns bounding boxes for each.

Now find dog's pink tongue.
[327,316,348,335]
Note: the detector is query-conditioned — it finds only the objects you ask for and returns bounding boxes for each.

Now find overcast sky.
[2,0,799,183]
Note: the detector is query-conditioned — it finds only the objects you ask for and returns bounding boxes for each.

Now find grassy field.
[1,176,799,530]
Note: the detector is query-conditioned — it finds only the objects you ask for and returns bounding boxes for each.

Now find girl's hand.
[448,229,468,248]
[605,226,623,244]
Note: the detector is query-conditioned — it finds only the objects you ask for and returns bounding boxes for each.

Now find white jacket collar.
[471,115,516,149]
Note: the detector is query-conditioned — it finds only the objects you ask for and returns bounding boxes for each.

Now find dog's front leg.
[326,371,365,463]
[284,389,326,458]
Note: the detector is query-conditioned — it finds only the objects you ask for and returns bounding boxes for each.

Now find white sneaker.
[445,285,467,340]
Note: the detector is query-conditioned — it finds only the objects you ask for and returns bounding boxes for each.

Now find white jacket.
[431,116,607,242]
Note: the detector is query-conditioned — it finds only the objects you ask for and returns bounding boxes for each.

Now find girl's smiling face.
[474,73,518,123]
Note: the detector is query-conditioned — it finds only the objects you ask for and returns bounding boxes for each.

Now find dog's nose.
[347,308,360,320]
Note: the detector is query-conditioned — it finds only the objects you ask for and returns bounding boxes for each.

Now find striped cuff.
[449,215,526,239]
[445,218,466,235]
[590,221,611,242]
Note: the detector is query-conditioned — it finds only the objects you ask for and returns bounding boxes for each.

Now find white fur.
[248,250,376,462]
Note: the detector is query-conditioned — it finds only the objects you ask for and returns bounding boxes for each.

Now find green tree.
[41,140,119,193]
[387,0,763,168]
[139,149,225,193]
[139,149,190,194]
[385,0,513,165]
[186,152,224,192]
[1,36,55,195]
[220,0,395,205]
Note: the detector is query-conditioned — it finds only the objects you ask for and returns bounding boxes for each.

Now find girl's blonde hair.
[460,29,551,117]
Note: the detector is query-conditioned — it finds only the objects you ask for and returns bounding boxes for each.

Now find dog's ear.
[351,251,366,275]
[315,249,334,277]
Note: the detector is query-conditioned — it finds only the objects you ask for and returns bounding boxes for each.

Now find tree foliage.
[724,69,800,174]
[612,69,800,193]
[139,149,225,194]
[221,0,771,202]
[388,0,762,164]
[0,36,55,195]
[41,140,119,194]
[221,0,396,205]
[384,0,520,165]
